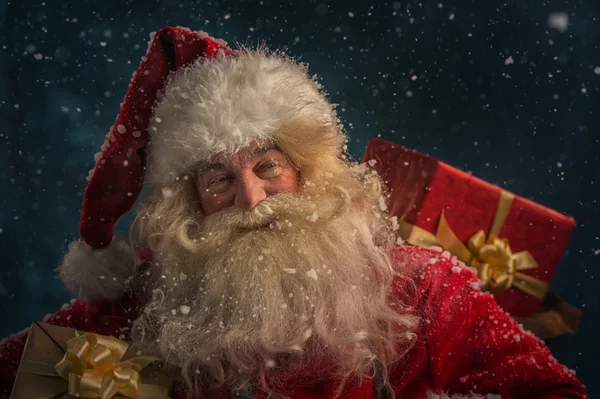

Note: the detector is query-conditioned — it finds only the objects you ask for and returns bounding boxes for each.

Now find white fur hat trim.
[148,48,339,186]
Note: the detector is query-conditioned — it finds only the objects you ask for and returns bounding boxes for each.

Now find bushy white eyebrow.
[195,144,282,177]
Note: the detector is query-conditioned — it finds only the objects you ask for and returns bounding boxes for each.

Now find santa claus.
[0,27,588,399]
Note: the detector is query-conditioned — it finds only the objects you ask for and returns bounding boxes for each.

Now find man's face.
[194,141,299,216]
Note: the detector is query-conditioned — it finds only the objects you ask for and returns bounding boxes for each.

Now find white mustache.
[217,196,281,229]
[202,187,351,232]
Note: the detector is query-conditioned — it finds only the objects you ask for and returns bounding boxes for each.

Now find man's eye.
[263,162,279,170]
[207,176,228,187]
[257,161,281,178]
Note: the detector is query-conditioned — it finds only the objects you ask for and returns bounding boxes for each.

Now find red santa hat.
[58,26,341,301]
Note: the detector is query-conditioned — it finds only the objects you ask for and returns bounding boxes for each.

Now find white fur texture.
[148,49,339,186]
[57,238,136,302]
[428,392,502,399]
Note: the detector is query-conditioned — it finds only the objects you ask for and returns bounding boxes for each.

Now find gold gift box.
[10,322,172,399]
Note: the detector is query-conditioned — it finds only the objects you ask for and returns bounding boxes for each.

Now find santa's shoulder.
[388,244,482,302]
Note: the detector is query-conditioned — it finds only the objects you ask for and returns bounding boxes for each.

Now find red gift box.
[363,138,576,317]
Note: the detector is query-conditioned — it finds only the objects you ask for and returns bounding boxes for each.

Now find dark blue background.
[1,0,598,396]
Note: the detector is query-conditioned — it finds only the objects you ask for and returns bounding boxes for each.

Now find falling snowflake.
[306,269,318,280]
[390,216,400,231]
[378,196,388,211]
[547,12,569,33]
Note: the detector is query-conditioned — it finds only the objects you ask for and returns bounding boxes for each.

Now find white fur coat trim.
[148,49,339,186]
[428,392,502,399]
[57,237,136,302]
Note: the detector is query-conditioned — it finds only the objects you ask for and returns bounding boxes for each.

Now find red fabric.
[389,246,587,398]
[0,246,587,398]
[81,26,232,249]
[363,138,576,317]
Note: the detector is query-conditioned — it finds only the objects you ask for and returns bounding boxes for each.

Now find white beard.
[131,173,417,396]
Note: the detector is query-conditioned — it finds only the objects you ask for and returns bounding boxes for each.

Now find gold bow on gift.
[400,190,549,299]
[56,331,168,399]
[21,324,170,399]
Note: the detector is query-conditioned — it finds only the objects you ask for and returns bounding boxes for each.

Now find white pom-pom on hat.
[57,237,136,302]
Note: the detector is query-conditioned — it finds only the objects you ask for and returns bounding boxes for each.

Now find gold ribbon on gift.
[399,190,549,299]
[20,328,170,399]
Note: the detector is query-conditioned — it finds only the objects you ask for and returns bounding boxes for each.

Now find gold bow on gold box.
[399,190,548,300]
[10,322,172,399]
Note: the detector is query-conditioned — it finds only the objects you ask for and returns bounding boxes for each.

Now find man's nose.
[234,174,267,209]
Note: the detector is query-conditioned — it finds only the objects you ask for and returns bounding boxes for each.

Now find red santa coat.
[0,245,588,399]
